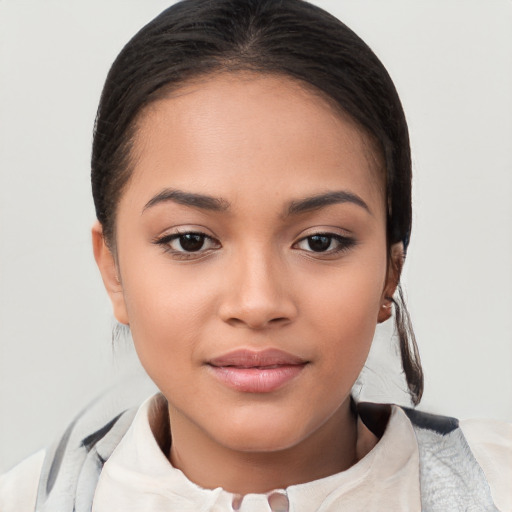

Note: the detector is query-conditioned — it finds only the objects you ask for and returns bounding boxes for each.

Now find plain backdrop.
[1,0,511,473]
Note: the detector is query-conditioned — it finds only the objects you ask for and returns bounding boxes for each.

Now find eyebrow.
[143,188,230,213]
[286,190,371,216]
[142,188,370,217]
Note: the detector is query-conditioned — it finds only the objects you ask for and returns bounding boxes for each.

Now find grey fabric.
[409,421,499,511]
[35,373,157,512]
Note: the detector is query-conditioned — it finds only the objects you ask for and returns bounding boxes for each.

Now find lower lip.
[208,364,306,393]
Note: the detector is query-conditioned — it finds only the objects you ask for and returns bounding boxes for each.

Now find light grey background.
[1,1,511,473]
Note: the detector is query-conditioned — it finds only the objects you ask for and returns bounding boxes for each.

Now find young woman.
[1,0,510,510]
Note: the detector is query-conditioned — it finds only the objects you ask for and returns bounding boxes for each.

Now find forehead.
[126,72,385,213]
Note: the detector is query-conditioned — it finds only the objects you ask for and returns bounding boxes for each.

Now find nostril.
[218,289,298,329]
[225,315,290,329]
[269,317,289,324]
[225,317,246,328]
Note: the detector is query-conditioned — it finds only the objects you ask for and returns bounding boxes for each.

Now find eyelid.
[163,232,219,247]
[292,225,354,242]
[152,227,221,258]
[292,230,357,256]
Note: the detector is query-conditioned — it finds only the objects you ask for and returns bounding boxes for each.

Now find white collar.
[93,393,421,512]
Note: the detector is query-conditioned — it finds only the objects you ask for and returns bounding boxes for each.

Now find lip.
[207,349,308,393]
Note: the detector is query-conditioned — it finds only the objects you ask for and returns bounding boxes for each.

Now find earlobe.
[91,221,129,325]
[377,301,393,323]
[377,242,404,323]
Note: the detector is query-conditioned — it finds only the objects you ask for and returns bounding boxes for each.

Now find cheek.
[302,259,386,368]
[118,253,220,374]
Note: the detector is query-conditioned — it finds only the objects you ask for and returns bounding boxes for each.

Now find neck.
[166,399,358,495]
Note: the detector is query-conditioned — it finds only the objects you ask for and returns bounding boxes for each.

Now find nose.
[218,249,298,330]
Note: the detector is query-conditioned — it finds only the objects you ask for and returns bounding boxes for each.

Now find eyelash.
[153,231,221,260]
[293,233,356,257]
[152,230,356,259]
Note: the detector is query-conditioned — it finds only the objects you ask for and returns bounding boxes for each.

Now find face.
[95,73,396,455]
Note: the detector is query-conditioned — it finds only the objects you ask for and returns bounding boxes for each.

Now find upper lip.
[208,348,307,368]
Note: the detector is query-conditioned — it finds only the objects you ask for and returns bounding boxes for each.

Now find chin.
[221,430,303,453]
[211,412,313,453]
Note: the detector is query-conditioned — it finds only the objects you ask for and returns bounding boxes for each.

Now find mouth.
[207,349,308,393]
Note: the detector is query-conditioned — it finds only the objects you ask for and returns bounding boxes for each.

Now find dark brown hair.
[91,0,423,404]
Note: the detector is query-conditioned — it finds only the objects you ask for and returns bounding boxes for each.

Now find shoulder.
[394,405,510,511]
[0,450,45,512]
[460,417,512,512]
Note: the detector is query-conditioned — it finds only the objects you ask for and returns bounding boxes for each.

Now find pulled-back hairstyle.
[91,0,423,404]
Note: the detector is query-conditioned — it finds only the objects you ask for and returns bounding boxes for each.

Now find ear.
[377,242,404,323]
[92,221,129,325]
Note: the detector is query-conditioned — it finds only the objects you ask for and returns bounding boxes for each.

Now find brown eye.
[307,235,332,252]
[294,233,356,255]
[154,231,221,255]
[178,233,206,252]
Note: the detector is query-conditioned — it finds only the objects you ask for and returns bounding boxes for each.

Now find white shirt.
[1,394,511,511]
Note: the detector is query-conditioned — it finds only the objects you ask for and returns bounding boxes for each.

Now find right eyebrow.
[286,190,372,217]
[142,188,230,214]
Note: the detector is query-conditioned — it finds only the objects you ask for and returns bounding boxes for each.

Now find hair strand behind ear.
[393,284,424,405]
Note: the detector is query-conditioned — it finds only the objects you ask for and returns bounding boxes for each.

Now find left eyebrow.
[142,188,230,214]
[286,190,372,217]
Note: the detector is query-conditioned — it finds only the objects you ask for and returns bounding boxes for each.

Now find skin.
[93,72,401,494]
